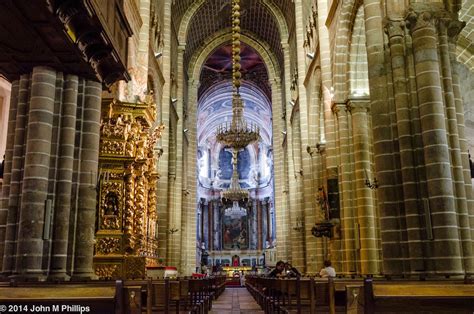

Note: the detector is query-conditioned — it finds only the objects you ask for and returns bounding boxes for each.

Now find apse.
[196,43,276,266]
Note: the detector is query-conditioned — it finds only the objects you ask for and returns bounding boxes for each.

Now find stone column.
[348,99,379,275]
[438,19,474,272]
[171,44,185,269]
[15,67,56,279]
[72,80,101,279]
[386,20,425,272]
[0,79,19,274]
[270,77,287,261]
[3,75,29,275]
[49,75,78,280]
[334,102,356,274]
[407,10,462,274]
[282,42,295,264]
[156,0,172,265]
[362,0,398,275]
[450,26,474,255]
[182,78,198,275]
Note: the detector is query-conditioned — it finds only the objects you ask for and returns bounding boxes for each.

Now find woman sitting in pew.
[319,260,336,278]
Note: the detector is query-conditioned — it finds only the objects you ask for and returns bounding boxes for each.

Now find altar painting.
[223,212,249,250]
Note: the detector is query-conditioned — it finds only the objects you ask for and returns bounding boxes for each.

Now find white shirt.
[319,266,336,278]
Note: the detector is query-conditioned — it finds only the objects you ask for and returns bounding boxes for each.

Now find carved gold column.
[93,97,164,279]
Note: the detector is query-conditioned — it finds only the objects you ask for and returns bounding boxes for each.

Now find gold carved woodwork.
[96,237,121,255]
[94,264,120,279]
[94,96,164,279]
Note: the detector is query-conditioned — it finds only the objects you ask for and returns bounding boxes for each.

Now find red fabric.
[192,273,205,278]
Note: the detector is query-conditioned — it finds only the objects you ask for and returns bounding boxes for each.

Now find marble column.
[49,75,78,280]
[348,99,379,275]
[15,67,56,279]
[72,80,102,279]
[0,79,19,274]
[257,200,262,250]
[407,10,462,274]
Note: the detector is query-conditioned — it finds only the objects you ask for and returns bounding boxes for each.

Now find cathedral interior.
[0,0,474,311]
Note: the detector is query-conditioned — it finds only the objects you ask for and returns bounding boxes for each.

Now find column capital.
[347,98,370,113]
[178,44,186,53]
[405,5,463,35]
[331,101,348,115]
[384,19,406,38]
[405,9,435,32]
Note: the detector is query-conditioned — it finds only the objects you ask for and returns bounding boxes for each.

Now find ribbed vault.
[173,0,291,71]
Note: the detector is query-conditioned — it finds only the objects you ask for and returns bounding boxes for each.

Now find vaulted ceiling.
[172,0,294,72]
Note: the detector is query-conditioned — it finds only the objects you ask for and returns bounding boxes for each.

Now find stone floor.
[210,287,264,314]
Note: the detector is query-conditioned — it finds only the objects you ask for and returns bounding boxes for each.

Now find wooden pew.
[363,278,474,313]
[0,280,122,314]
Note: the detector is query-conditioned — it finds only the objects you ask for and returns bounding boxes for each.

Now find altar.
[222,266,252,286]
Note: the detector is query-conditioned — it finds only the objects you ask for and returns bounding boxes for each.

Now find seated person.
[285,262,301,278]
[319,260,336,278]
[268,260,286,277]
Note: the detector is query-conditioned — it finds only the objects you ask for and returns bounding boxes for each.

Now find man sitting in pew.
[268,261,301,278]
[268,261,286,277]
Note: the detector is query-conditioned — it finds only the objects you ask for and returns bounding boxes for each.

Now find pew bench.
[364,279,474,313]
[0,282,122,314]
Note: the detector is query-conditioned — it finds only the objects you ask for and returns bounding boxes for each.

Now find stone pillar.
[438,19,474,272]
[334,102,356,274]
[171,44,185,269]
[3,75,28,275]
[72,80,102,279]
[270,77,288,261]
[0,79,19,274]
[386,20,425,273]
[182,78,198,275]
[156,0,172,266]
[348,99,379,275]
[407,10,462,274]
[450,27,474,256]
[49,75,78,280]
[15,67,56,279]
[362,0,397,275]
[282,43,295,264]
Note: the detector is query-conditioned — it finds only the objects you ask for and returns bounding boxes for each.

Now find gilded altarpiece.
[93,97,164,279]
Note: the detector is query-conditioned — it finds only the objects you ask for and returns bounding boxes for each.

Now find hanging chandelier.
[225,201,247,218]
[215,0,260,150]
[221,149,249,202]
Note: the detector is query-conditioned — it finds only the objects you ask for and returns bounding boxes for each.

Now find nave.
[210,288,263,314]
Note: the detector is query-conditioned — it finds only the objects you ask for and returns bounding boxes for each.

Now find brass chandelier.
[217,0,259,203]
[215,0,260,150]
